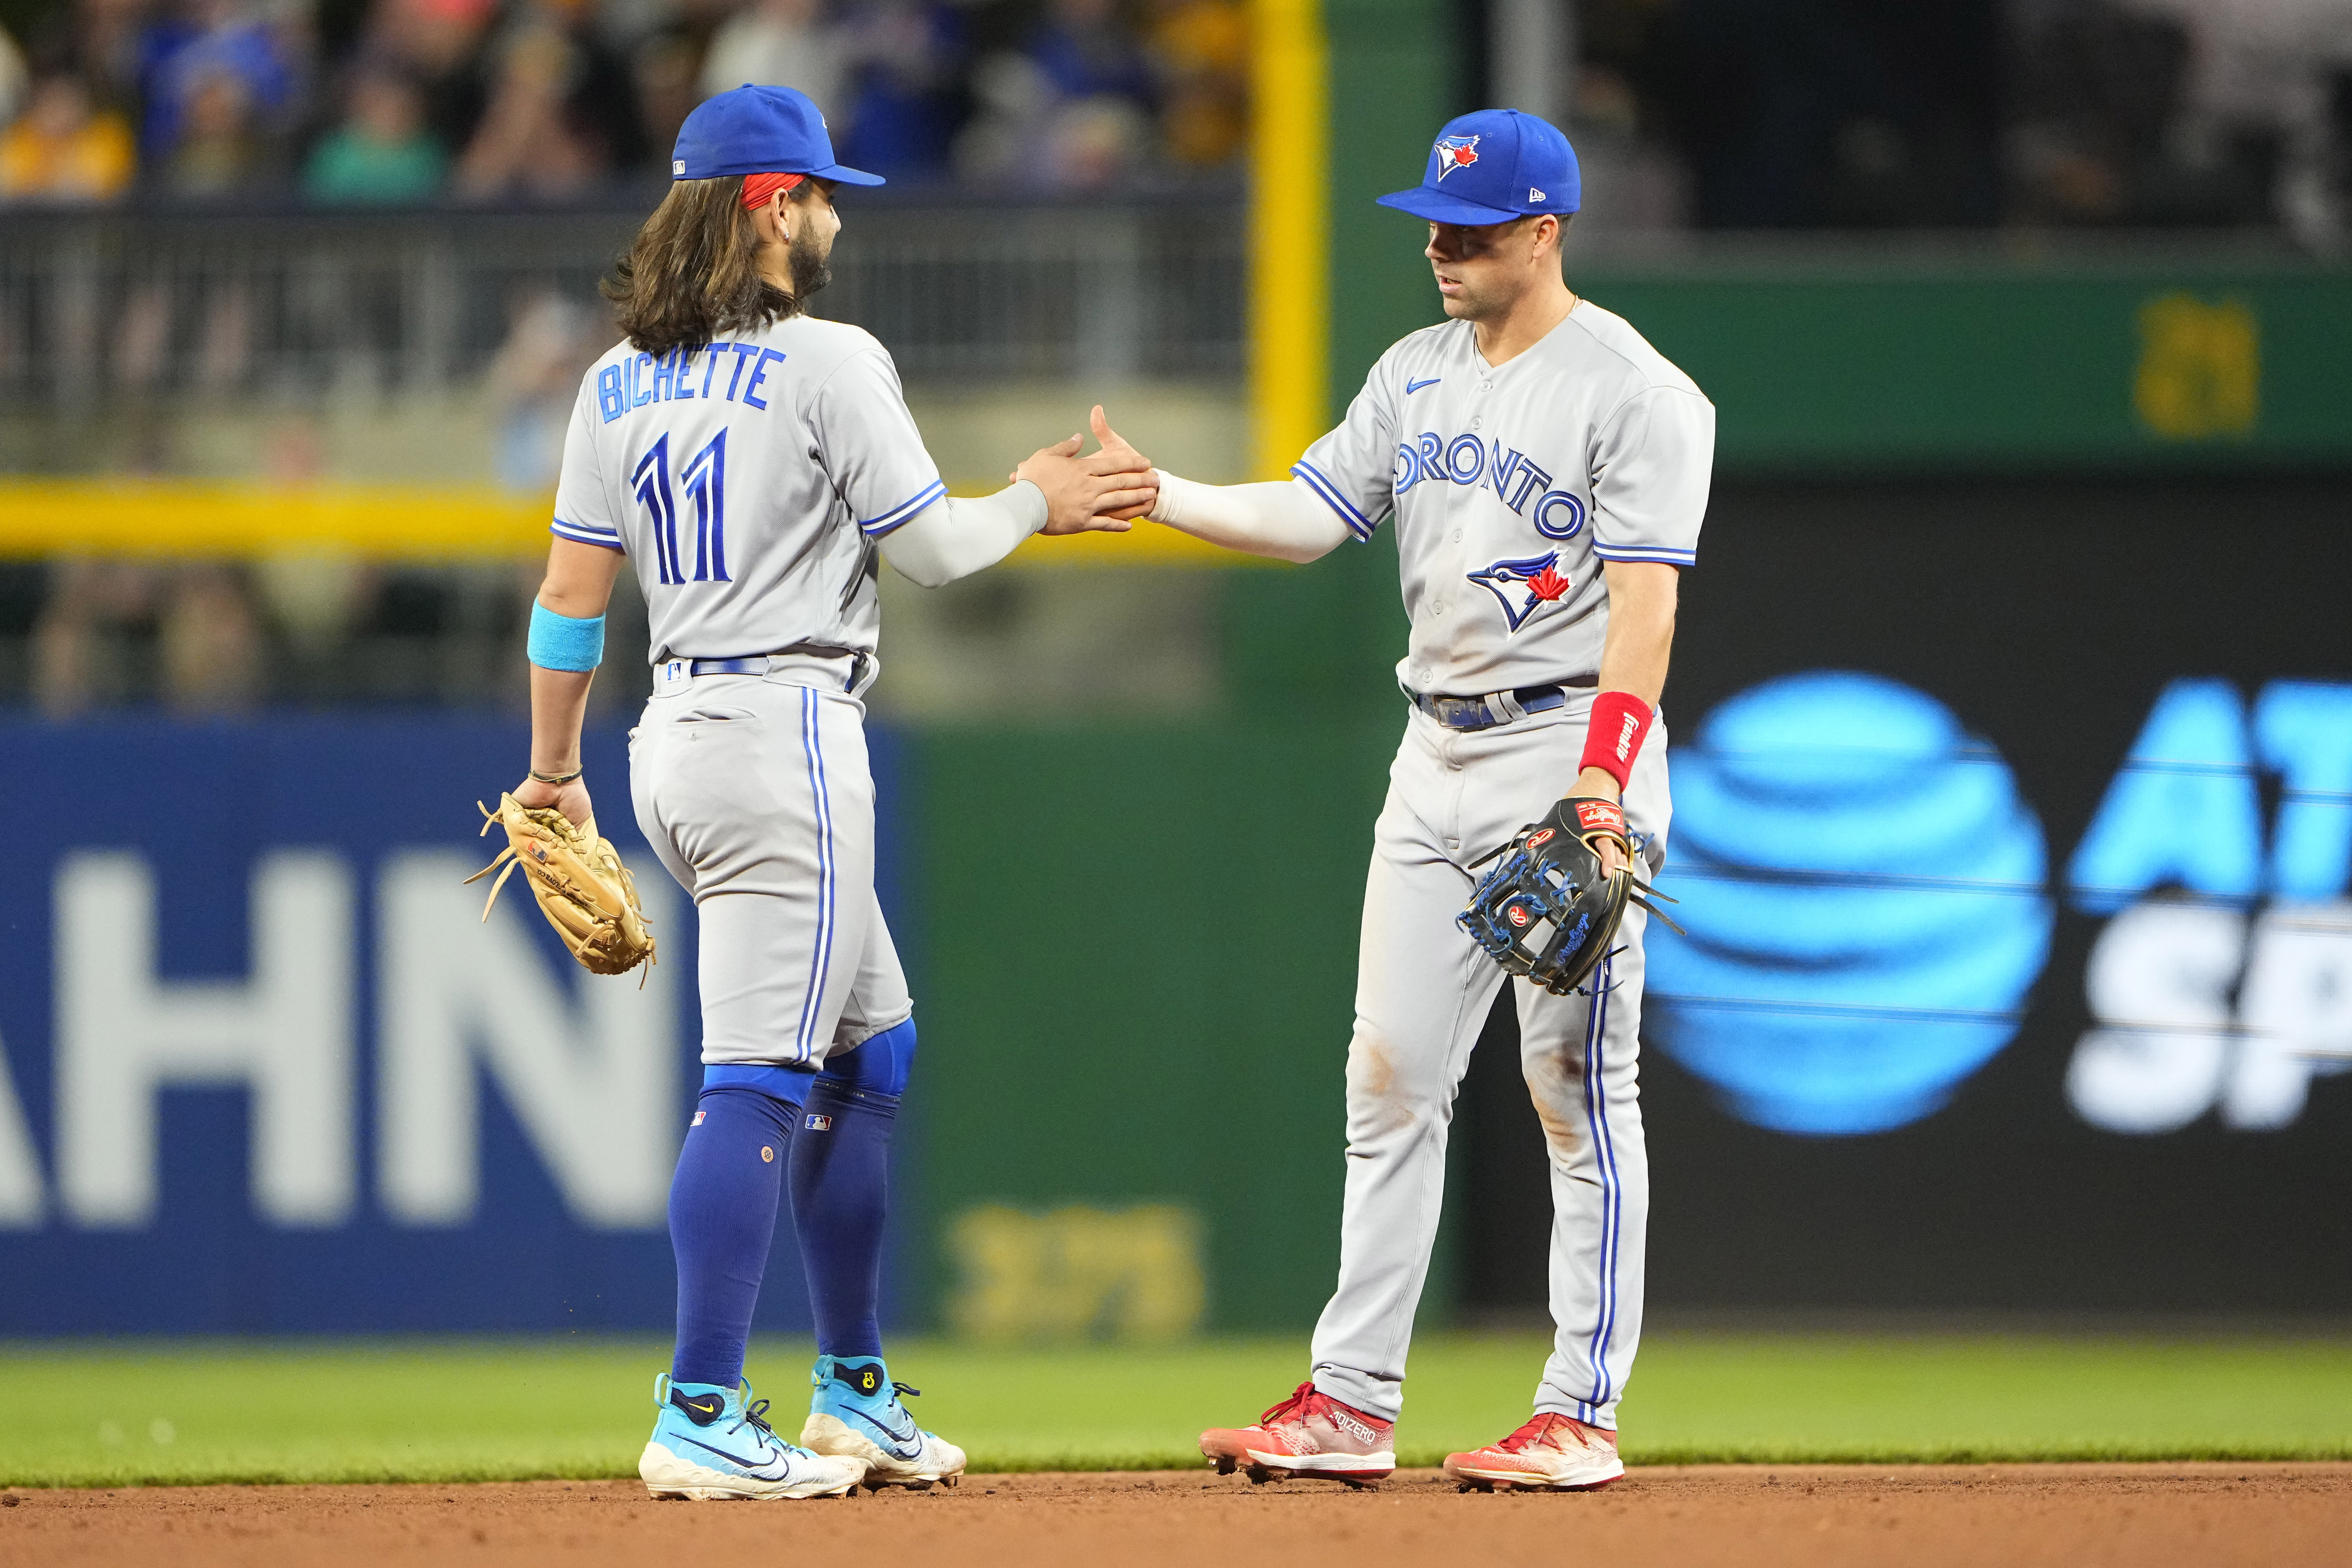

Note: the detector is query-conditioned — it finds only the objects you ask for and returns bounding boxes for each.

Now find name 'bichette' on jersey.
[1294,302,1715,695]
[551,315,944,672]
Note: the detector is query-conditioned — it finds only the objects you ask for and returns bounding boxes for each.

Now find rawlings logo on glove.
[1457,796,1678,997]
[467,794,657,980]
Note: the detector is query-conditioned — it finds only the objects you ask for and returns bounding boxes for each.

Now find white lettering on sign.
[2066,899,2352,1133]
[0,1025,43,1229]
[376,851,678,1229]
[55,851,356,1228]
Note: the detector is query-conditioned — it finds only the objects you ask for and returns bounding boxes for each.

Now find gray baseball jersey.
[550,315,933,1072]
[552,316,947,667]
[1293,303,1714,697]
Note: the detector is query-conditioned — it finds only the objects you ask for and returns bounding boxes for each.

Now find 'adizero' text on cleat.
[1443,1412,1624,1491]
[1200,1381,1396,1483]
[639,1374,868,1500]
[800,1355,967,1489]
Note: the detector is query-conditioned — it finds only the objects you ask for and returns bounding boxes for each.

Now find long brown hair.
[602,176,813,356]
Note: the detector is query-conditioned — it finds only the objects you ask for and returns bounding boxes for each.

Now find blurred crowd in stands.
[1572,0,2352,239]
[1,0,2348,232]
[0,0,1250,203]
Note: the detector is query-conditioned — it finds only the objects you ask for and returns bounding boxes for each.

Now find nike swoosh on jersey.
[1406,377,1442,394]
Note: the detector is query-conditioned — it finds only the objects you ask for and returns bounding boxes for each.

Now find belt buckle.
[1432,695,1490,730]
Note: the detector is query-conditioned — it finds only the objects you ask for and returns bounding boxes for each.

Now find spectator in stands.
[0,24,28,126]
[454,0,647,197]
[302,61,445,203]
[956,0,1169,189]
[485,287,602,491]
[1024,0,1151,107]
[1143,0,1245,169]
[834,0,967,179]
[2108,0,2352,239]
[26,0,152,132]
[631,29,701,156]
[367,0,496,161]
[162,60,271,190]
[135,0,303,174]
[1,69,137,199]
[699,0,844,119]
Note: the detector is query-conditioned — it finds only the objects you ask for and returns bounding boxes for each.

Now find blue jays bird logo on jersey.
[1434,135,1481,179]
[1467,551,1573,632]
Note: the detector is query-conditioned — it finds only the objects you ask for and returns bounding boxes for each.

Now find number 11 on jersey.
[635,428,732,586]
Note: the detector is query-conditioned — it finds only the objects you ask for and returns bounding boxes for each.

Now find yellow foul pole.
[1249,0,1330,481]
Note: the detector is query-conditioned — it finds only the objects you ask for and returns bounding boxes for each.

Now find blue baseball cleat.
[800,1355,967,1489]
[639,1374,868,1500]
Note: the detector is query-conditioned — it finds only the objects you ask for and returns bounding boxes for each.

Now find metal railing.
[0,191,1247,410]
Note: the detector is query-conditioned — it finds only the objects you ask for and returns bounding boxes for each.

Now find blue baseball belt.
[685,643,868,689]
[1411,674,1597,732]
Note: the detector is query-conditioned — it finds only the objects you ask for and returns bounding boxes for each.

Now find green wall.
[906,712,1405,1330]
[1325,0,1469,422]
[1582,262,2352,472]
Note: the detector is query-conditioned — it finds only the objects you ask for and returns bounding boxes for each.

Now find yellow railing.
[1249,0,1329,480]
[0,479,1255,566]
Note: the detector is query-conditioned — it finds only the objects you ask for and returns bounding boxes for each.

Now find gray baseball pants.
[628,661,912,1070]
[1310,693,1670,1430]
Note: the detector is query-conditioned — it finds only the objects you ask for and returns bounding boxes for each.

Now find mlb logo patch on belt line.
[805,1113,834,1132]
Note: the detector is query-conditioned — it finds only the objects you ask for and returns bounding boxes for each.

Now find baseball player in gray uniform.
[513,84,1155,1500]
[1099,109,1713,1490]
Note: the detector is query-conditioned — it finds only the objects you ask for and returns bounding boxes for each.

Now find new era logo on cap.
[673,158,685,175]
[1530,187,1544,200]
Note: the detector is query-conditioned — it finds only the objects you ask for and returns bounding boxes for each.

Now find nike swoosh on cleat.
[1406,378,1441,394]
[677,1434,784,1472]
[842,1406,924,1459]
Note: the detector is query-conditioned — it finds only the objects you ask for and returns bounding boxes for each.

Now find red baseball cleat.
[1200,1381,1396,1486]
[1443,1412,1624,1492]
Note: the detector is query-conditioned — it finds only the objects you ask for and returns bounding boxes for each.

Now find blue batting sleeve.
[527,601,606,672]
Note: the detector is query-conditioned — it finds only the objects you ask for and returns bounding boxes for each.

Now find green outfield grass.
[3,1330,2351,1487]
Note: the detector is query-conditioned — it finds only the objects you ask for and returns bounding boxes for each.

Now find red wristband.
[1579,691,1654,792]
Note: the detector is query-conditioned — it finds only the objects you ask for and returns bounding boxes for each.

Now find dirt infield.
[3,1464,2346,1567]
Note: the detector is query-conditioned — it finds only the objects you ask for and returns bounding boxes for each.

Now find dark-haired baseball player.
[1099,108,1714,1489]
[514,84,1155,1500]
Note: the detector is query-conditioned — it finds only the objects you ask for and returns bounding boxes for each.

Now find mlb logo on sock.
[806,1113,834,1132]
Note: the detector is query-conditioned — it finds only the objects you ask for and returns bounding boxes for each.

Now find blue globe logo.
[1646,672,2053,1135]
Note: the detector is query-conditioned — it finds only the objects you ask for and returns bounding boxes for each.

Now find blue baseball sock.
[668,1075,809,1390]
[789,1019,916,1361]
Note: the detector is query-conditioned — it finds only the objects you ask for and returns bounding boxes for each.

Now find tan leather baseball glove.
[466,794,657,979]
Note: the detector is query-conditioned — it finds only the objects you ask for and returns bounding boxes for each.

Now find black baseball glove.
[1457,797,1681,997]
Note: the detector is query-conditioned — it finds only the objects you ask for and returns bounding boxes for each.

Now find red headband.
[740,172,806,209]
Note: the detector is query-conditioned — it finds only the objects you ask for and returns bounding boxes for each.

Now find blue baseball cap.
[1375,109,1579,226]
[671,84,884,185]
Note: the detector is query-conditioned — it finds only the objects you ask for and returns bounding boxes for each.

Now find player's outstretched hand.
[1087,405,1156,523]
[1017,431,1158,536]
[512,773,593,833]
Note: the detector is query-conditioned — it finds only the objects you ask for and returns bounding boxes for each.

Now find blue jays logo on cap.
[1377,109,1579,226]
